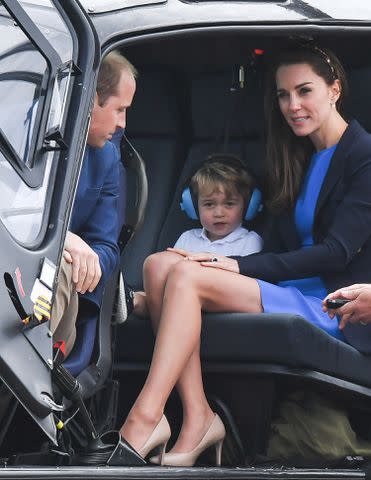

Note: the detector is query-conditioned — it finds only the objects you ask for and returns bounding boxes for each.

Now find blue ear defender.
[245,187,263,221]
[180,185,263,221]
[180,187,198,220]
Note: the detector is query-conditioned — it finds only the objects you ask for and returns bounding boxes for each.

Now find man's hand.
[63,231,102,294]
[323,284,371,329]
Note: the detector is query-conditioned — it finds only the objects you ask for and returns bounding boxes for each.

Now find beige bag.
[267,389,371,466]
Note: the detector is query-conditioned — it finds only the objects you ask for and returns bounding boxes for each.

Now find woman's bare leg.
[120,259,262,452]
[170,341,214,453]
[143,252,214,452]
[143,251,182,325]
[133,251,182,317]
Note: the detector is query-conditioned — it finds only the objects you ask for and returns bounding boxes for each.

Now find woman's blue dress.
[257,144,346,341]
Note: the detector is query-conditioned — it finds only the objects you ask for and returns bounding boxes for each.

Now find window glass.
[0,2,73,244]
[0,16,46,165]
[21,0,73,63]
[0,151,54,244]
[21,0,74,148]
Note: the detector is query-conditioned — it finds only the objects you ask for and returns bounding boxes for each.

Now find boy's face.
[198,186,245,241]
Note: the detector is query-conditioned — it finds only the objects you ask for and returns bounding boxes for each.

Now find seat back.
[157,66,265,251]
[115,66,265,366]
[122,68,189,289]
[346,66,371,132]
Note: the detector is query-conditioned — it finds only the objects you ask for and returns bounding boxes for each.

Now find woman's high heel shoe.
[137,415,171,465]
[150,413,226,467]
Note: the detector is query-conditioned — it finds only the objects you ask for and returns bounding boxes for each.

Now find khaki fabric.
[267,389,371,465]
[51,258,78,357]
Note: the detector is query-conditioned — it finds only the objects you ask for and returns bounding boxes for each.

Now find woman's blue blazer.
[233,119,371,353]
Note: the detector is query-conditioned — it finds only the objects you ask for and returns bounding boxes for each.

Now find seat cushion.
[116,312,371,389]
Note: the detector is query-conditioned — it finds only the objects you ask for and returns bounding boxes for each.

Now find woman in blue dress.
[119,43,371,466]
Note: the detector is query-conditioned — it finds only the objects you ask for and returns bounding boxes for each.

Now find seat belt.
[216,50,264,158]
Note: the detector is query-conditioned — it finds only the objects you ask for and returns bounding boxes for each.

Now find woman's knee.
[166,260,202,290]
[143,251,181,284]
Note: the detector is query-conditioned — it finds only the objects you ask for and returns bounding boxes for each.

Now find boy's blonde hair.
[190,156,255,208]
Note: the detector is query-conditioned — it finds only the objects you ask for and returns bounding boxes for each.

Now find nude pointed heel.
[137,415,171,463]
[215,437,224,467]
[150,413,226,467]
[157,439,169,466]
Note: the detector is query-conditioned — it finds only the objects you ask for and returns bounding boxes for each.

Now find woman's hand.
[167,247,197,258]
[167,248,240,273]
[323,284,371,328]
[200,256,240,273]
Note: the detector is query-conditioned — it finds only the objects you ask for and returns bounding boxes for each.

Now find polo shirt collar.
[198,224,246,244]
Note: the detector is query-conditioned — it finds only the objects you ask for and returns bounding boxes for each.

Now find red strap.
[53,340,66,356]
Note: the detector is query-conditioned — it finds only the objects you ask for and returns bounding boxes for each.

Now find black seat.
[117,312,371,391]
[115,66,371,458]
[157,66,265,249]
[116,66,266,365]
[346,66,371,132]
[122,68,188,289]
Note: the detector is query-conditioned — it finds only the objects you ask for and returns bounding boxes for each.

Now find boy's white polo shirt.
[173,225,263,256]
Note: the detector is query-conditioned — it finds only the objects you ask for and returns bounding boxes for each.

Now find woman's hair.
[264,41,348,213]
[190,155,255,208]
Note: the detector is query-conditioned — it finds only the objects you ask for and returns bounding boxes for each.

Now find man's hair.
[190,156,255,207]
[96,50,138,106]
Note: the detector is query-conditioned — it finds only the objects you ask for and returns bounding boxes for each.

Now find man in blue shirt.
[51,51,137,357]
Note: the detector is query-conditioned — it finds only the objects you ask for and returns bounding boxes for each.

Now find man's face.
[87,69,136,148]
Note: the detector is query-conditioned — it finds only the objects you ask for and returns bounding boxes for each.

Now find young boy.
[129,157,263,318]
[175,157,263,255]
